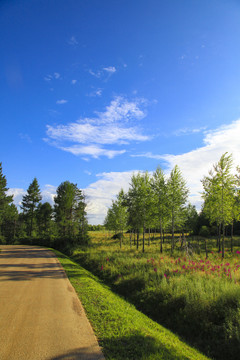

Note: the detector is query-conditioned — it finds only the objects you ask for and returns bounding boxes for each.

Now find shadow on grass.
[101,332,197,360]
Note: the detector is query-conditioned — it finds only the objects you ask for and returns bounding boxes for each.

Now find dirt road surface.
[0,245,105,360]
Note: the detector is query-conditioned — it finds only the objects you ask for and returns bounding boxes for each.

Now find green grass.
[53,248,209,360]
[69,232,240,360]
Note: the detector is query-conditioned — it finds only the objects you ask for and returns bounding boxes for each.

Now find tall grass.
[72,231,240,359]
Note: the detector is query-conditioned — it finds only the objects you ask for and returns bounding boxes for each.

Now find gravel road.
[0,245,105,360]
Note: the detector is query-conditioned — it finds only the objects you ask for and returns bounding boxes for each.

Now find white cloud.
[132,119,240,211]
[85,171,137,224]
[60,145,126,159]
[103,66,116,74]
[68,36,78,45]
[46,96,149,159]
[56,99,68,104]
[88,66,117,80]
[44,73,61,81]
[44,75,52,82]
[7,188,26,207]
[173,126,206,136]
[89,69,101,78]
[71,79,77,84]
[88,88,102,97]
[8,185,57,208]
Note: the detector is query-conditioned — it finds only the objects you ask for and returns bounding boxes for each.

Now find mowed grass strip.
[53,249,210,360]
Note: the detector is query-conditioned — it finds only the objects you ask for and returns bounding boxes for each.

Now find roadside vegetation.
[54,248,209,360]
[1,152,240,359]
[72,231,240,360]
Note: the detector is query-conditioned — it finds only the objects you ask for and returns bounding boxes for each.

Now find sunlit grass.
[53,248,209,360]
[70,231,240,360]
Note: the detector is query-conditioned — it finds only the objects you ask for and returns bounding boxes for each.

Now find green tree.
[127,172,151,252]
[1,203,18,243]
[0,162,13,238]
[201,153,236,258]
[167,165,189,253]
[21,178,42,237]
[54,181,88,245]
[151,166,169,252]
[36,202,53,237]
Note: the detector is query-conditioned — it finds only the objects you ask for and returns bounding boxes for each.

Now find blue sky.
[1,0,240,224]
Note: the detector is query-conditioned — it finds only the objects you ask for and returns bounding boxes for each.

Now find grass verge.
[53,248,210,360]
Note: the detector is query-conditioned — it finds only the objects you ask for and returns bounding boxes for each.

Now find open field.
[70,231,240,360]
[53,248,209,360]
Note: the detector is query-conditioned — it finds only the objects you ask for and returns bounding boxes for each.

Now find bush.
[199,226,210,238]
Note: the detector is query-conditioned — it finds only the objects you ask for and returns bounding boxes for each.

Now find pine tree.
[21,178,42,237]
[54,181,88,245]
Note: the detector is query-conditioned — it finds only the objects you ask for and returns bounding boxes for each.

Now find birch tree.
[167,165,189,253]
[201,153,236,258]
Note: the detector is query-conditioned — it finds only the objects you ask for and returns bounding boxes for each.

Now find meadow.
[71,231,240,360]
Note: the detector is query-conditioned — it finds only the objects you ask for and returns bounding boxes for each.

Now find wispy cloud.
[88,65,117,80]
[19,133,32,143]
[44,73,61,81]
[173,126,206,136]
[71,79,77,85]
[103,66,116,74]
[89,69,102,78]
[56,99,68,104]
[45,96,150,159]
[68,36,78,45]
[88,88,102,97]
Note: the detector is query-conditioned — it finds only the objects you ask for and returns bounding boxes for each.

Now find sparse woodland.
[1,153,240,359]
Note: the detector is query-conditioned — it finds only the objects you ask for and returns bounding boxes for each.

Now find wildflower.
[225,263,230,266]
[236,250,240,254]
[164,273,167,278]
[154,268,157,272]
[100,265,103,271]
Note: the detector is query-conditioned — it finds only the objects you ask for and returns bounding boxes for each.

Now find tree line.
[0,163,88,253]
[104,153,240,257]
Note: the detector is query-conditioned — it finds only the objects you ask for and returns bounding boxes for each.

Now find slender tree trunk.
[218,223,221,253]
[171,211,175,254]
[160,219,163,253]
[142,227,145,253]
[231,221,233,253]
[137,229,139,250]
[134,229,136,246]
[222,222,225,258]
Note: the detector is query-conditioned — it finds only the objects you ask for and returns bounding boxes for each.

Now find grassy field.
[53,248,209,360]
[70,231,240,360]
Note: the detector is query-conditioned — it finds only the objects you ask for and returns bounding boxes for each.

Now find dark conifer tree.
[21,177,42,237]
